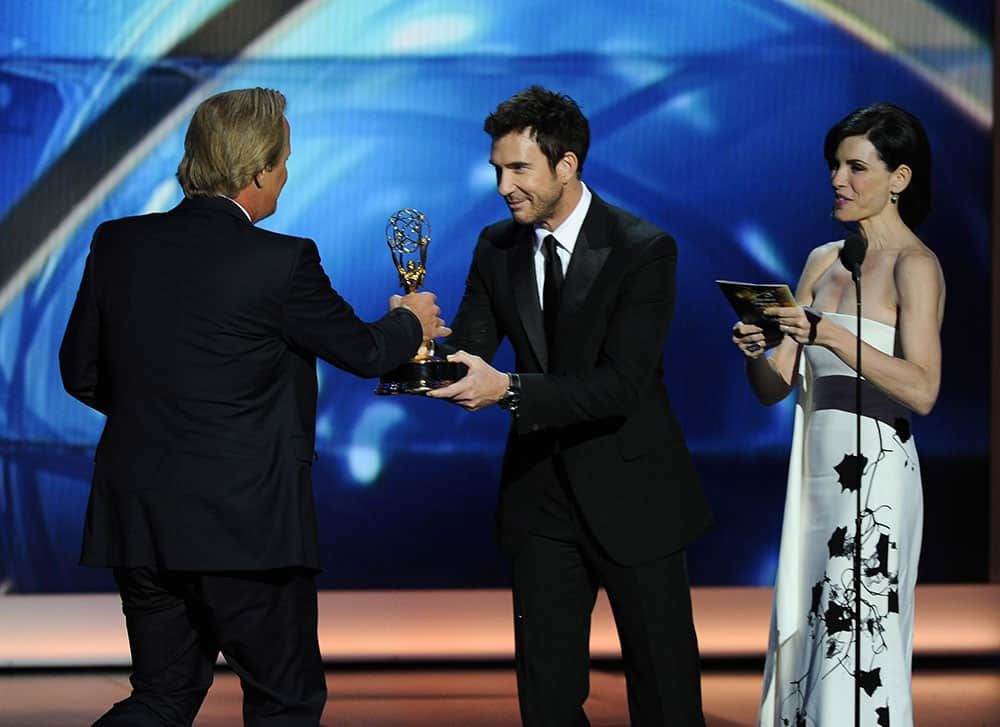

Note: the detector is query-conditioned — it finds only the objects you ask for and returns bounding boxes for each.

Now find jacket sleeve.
[439,232,503,362]
[59,227,109,415]
[514,233,677,433]
[280,238,422,378]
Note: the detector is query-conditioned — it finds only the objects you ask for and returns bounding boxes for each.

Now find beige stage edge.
[0,585,997,668]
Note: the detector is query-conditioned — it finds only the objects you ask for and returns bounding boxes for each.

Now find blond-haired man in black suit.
[60,87,447,726]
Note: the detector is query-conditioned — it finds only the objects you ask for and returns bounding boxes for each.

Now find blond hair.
[176,87,287,198]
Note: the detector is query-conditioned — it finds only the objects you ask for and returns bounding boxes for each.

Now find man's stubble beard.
[522,184,562,228]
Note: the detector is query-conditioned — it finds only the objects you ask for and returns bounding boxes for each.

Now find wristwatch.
[496,372,521,412]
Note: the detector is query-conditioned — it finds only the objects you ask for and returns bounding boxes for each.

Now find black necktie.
[542,234,563,349]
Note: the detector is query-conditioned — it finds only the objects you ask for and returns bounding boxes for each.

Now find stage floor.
[1,664,997,726]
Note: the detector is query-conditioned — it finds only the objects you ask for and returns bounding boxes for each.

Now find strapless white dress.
[759,313,922,727]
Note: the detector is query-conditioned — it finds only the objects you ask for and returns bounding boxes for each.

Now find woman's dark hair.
[484,86,590,177]
[823,103,932,228]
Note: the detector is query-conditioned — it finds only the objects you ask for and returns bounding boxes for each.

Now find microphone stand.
[851,260,862,727]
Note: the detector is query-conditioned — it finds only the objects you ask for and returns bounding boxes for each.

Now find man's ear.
[557,152,578,183]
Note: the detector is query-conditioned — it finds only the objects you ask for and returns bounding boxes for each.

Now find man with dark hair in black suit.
[59,87,448,727]
[429,86,714,726]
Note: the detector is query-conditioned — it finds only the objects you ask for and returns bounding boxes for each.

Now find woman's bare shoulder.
[799,240,842,281]
[895,242,943,283]
[894,241,946,321]
[805,240,843,265]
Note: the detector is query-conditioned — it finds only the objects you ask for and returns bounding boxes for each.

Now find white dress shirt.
[532,183,592,309]
[223,195,253,222]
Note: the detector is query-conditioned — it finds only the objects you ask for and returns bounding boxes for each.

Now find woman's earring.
[889,191,899,204]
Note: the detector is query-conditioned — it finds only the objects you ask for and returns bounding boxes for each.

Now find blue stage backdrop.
[0,1,991,592]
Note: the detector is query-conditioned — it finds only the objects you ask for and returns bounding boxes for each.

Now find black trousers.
[93,567,326,727]
[509,475,705,727]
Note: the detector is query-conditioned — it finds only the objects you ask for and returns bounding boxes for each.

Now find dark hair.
[484,86,589,177]
[823,103,932,227]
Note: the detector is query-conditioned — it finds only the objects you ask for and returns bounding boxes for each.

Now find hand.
[391,291,451,341]
[732,321,779,359]
[425,350,508,411]
[762,306,824,346]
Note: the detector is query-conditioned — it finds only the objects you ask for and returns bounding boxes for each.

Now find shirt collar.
[221,195,253,223]
[533,182,592,253]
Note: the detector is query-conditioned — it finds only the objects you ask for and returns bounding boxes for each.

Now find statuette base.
[375,358,467,395]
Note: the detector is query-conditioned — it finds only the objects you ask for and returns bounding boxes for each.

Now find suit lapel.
[510,227,548,371]
[556,198,612,347]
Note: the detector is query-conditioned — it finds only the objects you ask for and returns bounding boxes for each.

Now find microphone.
[838,229,866,727]
[839,232,867,281]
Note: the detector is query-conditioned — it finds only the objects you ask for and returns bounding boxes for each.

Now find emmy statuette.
[375,209,466,395]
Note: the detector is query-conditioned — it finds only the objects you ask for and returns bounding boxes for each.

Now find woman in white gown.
[732,104,945,726]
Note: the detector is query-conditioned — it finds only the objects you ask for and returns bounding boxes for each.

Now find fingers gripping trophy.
[376,209,466,395]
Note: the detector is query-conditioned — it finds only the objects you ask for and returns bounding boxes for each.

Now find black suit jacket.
[59,196,421,571]
[446,193,713,565]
